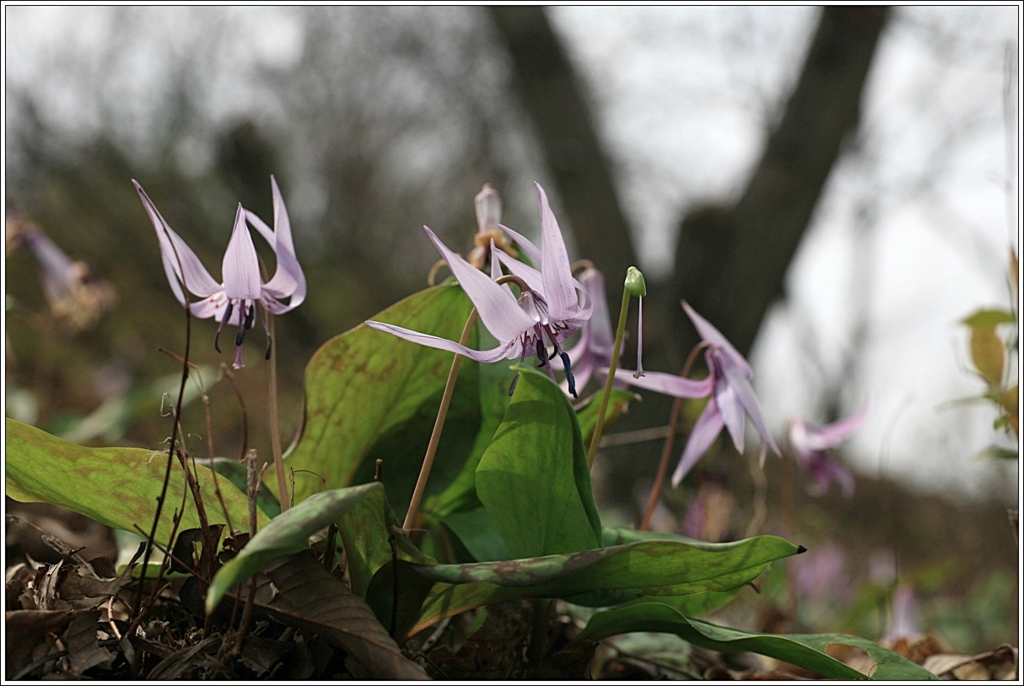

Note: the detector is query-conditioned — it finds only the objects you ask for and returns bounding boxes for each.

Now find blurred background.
[4,6,1019,656]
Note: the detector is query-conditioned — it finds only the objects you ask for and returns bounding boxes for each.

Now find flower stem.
[639,341,710,531]
[267,312,289,512]
[402,308,479,533]
[586,283,631,470]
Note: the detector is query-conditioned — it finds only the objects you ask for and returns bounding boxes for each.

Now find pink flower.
[135,177,305,368]
[787,404,869,498]
[605,301,779,486]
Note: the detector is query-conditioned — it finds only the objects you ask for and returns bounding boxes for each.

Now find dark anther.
[215,301,234,353]
[235,325,247,347]
[508,371,521,396]
[560,351,577,399]
[244,304,255,330]
[265,336,273,360]
[536,339,547,366]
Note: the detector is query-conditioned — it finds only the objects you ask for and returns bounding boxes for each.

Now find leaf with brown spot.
[5,418,262,544]
[284,283,481,507]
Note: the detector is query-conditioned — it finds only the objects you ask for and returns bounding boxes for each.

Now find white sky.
[5,6,1021,501]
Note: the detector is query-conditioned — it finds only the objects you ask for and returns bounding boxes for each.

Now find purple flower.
[18,224,116,332]
[465,184,519,271]
[560,266,617,394]
[787,404,869,498]
[367,182,591,395]
[606,301,779,486]
[134,176,305,368]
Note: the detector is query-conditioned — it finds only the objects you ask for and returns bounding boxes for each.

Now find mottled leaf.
[284,283,482,507]
[335,481,433,597]
[368,535,799,639]
[5,419,259,544]
[575,610,938,680]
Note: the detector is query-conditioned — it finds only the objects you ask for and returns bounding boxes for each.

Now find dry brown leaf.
[244,551,430,680]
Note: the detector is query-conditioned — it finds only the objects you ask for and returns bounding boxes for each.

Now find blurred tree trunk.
[667,6,890,362]
[488,6,639,301]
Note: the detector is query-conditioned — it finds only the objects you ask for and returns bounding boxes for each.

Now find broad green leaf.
[207,483,378,612]
[440,507,511,562]
[961,308,1016,329]
[422,325,512,519]
[5,419,259,544]
[969,327,1005,386]
[284,283,481,506]
[414,536,796,595]
[367,534,799,638]
[335,481,433,597]
[575,610,938,680]
[476,365,602,559]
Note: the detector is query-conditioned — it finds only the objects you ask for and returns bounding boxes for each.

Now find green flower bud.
[625,266,647,298]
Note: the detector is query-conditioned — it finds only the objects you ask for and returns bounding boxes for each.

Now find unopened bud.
[475,184,502,233]
[625,266,646,298]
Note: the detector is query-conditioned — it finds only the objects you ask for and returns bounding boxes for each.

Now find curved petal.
[494,248,544,292]
[719,355,780,456]
[498,224,542,265]
[222,204,263,301]
[578,269,614,356]
[188,292,228,321]
[134,181,222,301]
[672,399,725,487]
[804,404,870,451]
[713,368,745,453]
[535,183,577,321]
[365,320,520,363]
[422,225,535,343]
[246,176,306,308]
[610,369,714,398]
[682,300,752,378]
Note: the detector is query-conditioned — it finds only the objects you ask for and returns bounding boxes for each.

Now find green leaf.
[284,283,480,506]
[5,419,259,544]
[335,482,433,597]
[961,309,1016,329]
[575,610,938,680]
[368,534,799,638]
[476,365,602,558]
[414,536,796,595]
[576,388,638,444]
[440,507,511,563]
[207,483,379,613]
[969,327,1005,386]
[421,324,512,519]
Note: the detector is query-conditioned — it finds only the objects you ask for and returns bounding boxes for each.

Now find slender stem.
[267,312,289,512]
[639,341,711,531]
[402,309,479,532]
[586,286,631,469]
[527,597,551,678]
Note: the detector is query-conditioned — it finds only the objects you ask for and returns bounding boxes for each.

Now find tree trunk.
[667,6,890,361]
[488,6,639,300]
